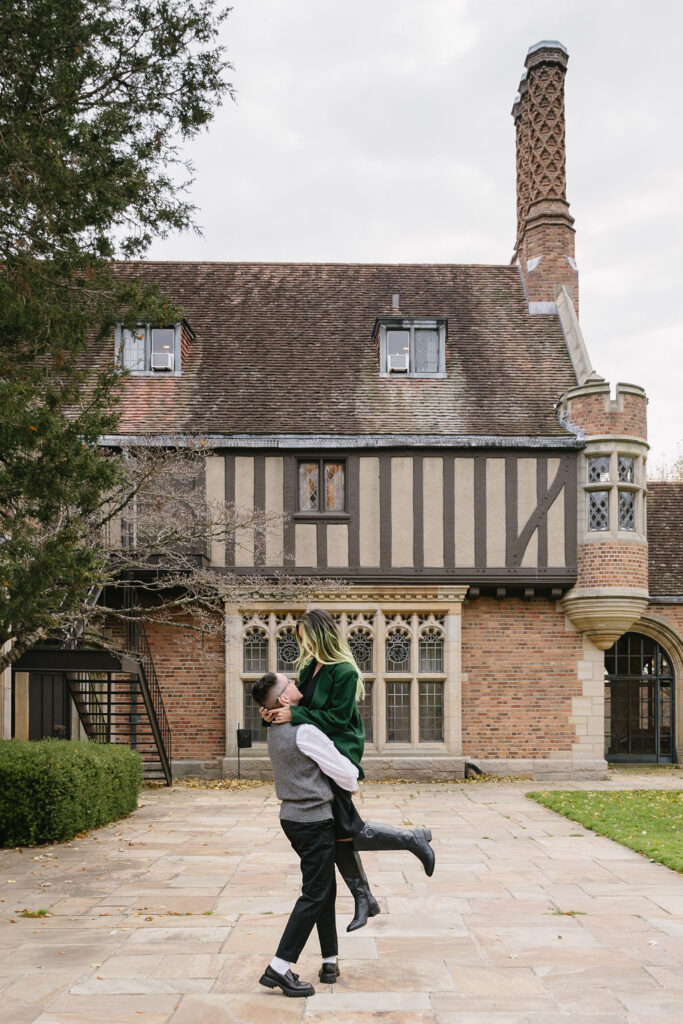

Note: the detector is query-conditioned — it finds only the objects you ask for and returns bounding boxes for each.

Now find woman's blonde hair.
[296,608,365,701]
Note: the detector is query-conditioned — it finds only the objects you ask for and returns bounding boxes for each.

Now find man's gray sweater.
[267,723,333,822]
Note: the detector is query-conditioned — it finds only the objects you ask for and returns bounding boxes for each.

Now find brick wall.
[145,614,225,758]
[461,597,582,758]
[576,542,649,590]
[566,391,647,439]
[519,220,578,310]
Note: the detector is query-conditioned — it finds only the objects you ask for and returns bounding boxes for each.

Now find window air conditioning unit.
[387,353,409,372]
[151,351,174,371]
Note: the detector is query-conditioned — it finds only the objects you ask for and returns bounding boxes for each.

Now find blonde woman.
[263,608,434,934]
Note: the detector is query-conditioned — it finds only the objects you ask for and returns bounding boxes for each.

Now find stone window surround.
[579,438,648,543]
[225,591,468,758]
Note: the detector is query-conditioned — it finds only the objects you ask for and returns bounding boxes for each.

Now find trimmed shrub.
[0,739,143,847]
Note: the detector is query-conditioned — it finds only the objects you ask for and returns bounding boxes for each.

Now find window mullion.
[409,326,415,375]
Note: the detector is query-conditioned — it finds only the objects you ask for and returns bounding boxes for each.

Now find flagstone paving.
[1,768,682,1023]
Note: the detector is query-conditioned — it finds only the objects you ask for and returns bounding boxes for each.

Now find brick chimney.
[512,41,578,315]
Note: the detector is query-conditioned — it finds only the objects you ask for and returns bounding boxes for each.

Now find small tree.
[1,443,336,673]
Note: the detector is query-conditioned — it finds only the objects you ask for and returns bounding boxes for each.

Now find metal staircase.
[65,597,173,784]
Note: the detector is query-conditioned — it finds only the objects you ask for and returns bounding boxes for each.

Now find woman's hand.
[259,706,277,722]
[269,706,293,724]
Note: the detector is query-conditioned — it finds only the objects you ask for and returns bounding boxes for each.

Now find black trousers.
[276,817,338,963]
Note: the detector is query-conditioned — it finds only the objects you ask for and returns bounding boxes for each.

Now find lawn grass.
[527,789,683,873]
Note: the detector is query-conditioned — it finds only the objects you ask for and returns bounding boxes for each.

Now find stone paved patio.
[1,769,682,1023]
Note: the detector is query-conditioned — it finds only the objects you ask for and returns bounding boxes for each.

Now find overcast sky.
[147,0,682,474]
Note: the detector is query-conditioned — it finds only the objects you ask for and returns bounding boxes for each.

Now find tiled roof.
[101,262,580,438]
[648,482,683,596]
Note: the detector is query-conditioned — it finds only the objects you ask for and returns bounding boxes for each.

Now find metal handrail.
[124,597,173,785]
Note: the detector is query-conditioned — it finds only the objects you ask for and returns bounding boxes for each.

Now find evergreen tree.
[0,1,233,667]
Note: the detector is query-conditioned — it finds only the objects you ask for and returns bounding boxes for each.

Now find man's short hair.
[252,672,278,708]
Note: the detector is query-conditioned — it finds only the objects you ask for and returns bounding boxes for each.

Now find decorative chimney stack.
[512,41,579,315]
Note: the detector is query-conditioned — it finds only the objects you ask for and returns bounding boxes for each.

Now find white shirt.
[294,723,359,793]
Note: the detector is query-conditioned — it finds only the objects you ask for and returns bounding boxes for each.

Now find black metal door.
[605,633,674,763]
[28,673,72,740]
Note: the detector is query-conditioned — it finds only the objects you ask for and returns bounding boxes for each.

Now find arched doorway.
[604,632,674,763]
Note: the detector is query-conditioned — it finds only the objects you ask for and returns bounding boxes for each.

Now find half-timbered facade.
[5,41,682,779]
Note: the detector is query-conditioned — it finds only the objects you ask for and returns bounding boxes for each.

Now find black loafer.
[319,962,340,983]
[259,965,314,997]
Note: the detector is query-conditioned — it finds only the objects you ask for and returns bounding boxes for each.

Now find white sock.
[270,955,290,975]
[321,955,337,964]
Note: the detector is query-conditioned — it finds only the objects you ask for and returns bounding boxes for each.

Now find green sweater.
[291,661,366,780]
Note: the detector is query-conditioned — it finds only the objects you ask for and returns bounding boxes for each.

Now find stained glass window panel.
[324,462,345,511]
[299,463,319,511]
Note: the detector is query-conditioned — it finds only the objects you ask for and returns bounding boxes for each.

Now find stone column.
[443,606,463,755]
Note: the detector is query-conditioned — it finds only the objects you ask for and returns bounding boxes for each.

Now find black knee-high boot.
[353,822,435,877]
[334,842,380,932]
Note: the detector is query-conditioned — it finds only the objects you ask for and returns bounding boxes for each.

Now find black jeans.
[276,817,338,963]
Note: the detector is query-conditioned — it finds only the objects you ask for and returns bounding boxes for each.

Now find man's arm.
[295,723,359,792]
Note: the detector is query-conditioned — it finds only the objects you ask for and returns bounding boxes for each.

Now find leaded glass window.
[418,682,444,741]
[588,490,609,531]
[618,490,636,531]
[386,631,410,672]
[348,629,373,673]
[298,460,345,512]
[243,629,268,673]
[414,329,439,373]
[618,456,635,483]
[243,681,268,742]
[357,680,374,743]
[299,463,319,511]
[588,456,610,483]
[324,463,345,511]
[386,681,411,741]
[277,629,300,672]
[418,629,444,673]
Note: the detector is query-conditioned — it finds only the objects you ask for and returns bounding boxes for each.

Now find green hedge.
[0,739,143,847]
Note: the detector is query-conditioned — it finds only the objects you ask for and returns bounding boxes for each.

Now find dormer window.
[376,319,446,377]
[116,322,192,375]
